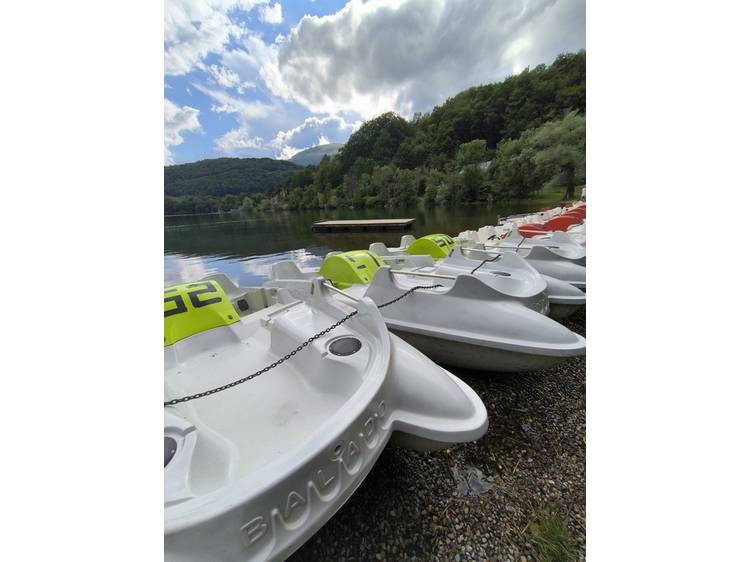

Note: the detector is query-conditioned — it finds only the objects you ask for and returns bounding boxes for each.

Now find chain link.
[163,283,442,407]
[470,251,502,275]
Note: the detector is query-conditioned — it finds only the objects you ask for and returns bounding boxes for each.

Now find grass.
[525,184,584,209]
[527,503,577,562]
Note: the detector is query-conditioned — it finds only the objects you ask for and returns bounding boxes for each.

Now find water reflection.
[164,250,324,287]
[164,204,544,287]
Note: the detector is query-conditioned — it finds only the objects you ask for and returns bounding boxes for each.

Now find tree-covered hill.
[247,50,585,212]
[165,50,585,214]
[164,157,301,197]
[289,143,343,166]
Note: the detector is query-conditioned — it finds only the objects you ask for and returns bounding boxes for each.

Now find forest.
[165,51,585,215]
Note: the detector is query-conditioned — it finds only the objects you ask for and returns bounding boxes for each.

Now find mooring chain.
[470,251,502,275]
[163,283,442,407]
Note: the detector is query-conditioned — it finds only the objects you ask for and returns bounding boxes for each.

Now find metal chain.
[470,252,502,275]
[164,283,442,407]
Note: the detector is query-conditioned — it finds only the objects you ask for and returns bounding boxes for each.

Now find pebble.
[290,309,587,561]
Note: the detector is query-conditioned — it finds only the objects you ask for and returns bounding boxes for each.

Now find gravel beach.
[290,308,586,562]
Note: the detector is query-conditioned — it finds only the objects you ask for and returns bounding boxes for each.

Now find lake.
[164,203,548,287]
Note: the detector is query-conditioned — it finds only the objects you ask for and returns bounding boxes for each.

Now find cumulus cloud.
[164,0,272,75]
[221,33,290,98]
[269,115,359,159]
[260,2,283,24]
[261,0,585,118]
[164,98,202,163]
[214,127,265,153]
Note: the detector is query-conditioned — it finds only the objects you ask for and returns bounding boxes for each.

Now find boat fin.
[547,231,579,246]
[504,228,525,244]
[368,242,390,256]
[400,234,416,248]
[443,247,537,275]
[489,251,538,274]
[271,260,308,280]
[446,273,520,302]
[523,246,560,261]
[385,335,487,450]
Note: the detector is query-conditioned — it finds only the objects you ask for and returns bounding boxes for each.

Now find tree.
[338,112,414,170]
[423,169,444,207]
[491,133,540,199]
[455,139,488,168]
[531,110,585,200]
[204,51,586,214]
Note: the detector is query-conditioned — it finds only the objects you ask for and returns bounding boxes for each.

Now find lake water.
[164,203,546,287]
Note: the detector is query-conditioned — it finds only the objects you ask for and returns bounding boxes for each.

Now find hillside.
[166,50,585,214]
[289,143,343,166]
[164,157,300,197]
[255,50,585,211]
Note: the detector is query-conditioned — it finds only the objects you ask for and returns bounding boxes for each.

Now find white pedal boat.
[164,275,487,562]
[268,251,586,372]
[565,222,586,245]
[478,229,586,266]
[462,244,586,291]
[369,243,585,320]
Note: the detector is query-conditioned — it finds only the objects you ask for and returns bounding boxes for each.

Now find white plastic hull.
[165,335,487,561]
[370,242,585,315]
[463,246,587,291]
[268,266,586,375]
[166,397,392,562]
[390,328,582,372]
[165,277,487,562]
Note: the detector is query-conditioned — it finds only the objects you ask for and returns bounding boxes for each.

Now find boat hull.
[165,334,487,562]
[165,397,392,562]
[166,278,487,562]
[389,328,581,372]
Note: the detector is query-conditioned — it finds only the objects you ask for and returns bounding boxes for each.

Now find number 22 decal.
[164,282,223,317]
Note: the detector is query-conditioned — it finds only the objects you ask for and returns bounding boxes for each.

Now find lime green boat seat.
[405,234,457,259]
[319,250,386,289]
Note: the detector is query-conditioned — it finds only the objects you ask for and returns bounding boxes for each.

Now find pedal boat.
[164,275,487,562]
[369,234,585,320]
[461,244,586,292]
[467,229,586,266]
[268,251,586,372]
[565,222,586,245]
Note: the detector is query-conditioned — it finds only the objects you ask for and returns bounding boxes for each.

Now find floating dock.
[311,218,416,232]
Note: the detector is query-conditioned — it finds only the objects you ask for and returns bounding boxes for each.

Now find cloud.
[192,82,273,119]
[192,82,276,155]
[269,114,359,158]
[214,127,265,153]
[260,2,283,24]
[221,33,290,99]
[260,0,585,118]
[164,0,271,75]
[204,63,256,93]
[164,98,202,163]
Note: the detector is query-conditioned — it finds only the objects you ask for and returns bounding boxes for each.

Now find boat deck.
[312,218,416,232]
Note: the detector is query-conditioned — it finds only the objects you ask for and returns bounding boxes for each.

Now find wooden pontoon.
[312,218,416,232]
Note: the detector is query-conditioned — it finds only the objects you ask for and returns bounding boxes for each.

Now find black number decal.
[164,288,187,317]
[186,282,223,308]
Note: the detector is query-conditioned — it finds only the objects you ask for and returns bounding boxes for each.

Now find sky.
[164,0,586,165]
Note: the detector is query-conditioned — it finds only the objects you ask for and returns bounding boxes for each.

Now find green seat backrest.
[319,250,386,289]
[405,233,457,259]
[164,280,239,346]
